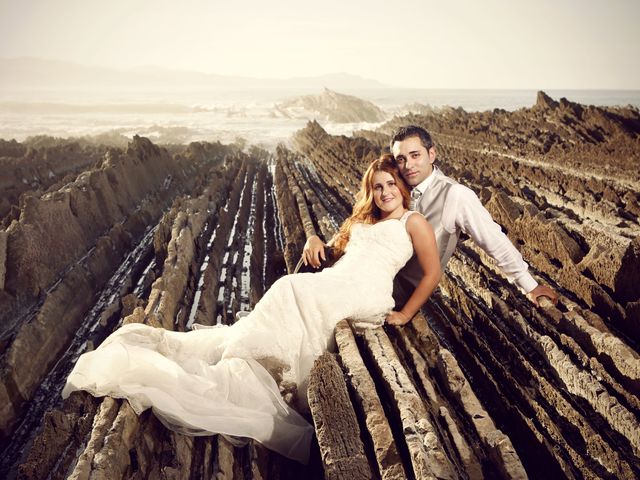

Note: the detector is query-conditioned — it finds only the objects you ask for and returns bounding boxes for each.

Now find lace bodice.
[333,210,416,279]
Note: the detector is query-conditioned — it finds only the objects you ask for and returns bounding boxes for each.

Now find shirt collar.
[411,165,441,196]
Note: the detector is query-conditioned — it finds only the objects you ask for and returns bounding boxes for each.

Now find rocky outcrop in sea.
[275,88,386,123]
[0,91,638,479]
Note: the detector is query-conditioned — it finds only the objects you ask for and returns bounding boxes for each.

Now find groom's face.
[391,136,436,187]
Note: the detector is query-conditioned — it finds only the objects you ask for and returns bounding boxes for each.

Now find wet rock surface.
[1,91,638,479]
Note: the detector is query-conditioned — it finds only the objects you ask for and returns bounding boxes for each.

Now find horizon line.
[3,56,639,92]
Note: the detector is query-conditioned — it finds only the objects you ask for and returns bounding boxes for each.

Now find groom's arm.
[302,234,329,268]
[444,185,558,304]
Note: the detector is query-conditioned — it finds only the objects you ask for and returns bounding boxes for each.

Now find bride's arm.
[386,214,442,326]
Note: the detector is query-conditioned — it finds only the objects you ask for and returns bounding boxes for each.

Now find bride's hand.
[385,310,412,326]
[303,235,326,268]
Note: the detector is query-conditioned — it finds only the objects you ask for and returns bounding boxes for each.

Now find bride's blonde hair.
[332,154,411,255]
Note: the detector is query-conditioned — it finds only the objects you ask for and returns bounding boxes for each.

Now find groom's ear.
[427,146,437,164]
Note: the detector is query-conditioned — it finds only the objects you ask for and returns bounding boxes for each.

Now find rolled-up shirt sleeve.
[442,185,538,293]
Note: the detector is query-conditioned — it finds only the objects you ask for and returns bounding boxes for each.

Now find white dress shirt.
[414,167,538,293]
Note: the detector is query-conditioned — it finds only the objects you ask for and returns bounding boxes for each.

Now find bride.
[63,154,442,464]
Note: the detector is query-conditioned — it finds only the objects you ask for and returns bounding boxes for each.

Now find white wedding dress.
[63,211,417,463]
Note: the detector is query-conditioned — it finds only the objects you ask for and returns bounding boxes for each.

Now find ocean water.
[0,88,638,149]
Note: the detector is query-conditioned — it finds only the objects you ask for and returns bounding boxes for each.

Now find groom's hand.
[303,235,326,268]
[385,310,412,326]
[527,284,559,307]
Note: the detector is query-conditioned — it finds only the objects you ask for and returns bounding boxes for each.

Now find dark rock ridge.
[276,88,387,123]
[3,140,320,479]
[0,137,241,475]
[4,137,172,299]
[2,91,639,479]
[0,139,108,223]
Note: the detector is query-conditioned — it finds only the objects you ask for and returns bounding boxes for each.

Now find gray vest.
[394,171,459,302]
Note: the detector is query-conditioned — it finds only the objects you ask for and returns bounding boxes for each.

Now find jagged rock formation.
[1,137,330,479]
[275,88,386,123]
[0,137,258,477]
[1,91,639,479]
[399,102,450,116]
[15,156,307,479]
[0,139,109,223]
[1,136,189,447]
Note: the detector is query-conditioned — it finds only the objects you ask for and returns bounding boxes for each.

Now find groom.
[388,124,557,307]
[303,124,558,308]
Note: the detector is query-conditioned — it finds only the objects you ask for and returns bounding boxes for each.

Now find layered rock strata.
[0,138,107,223]
[0,138,239,476]
[8,145,324,479]
[2,91,639,479]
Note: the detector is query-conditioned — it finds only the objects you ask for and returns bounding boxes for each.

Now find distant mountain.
[276,88,387,123]
[0,57,391,91]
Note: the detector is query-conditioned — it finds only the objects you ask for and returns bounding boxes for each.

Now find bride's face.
[372,171,403,216]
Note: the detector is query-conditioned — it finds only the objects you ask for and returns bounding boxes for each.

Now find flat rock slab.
[308,351,371,479]
[361,327,456,480]
[335,320,406,479]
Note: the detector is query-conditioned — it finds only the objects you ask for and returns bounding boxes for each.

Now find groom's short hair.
[390,125,434,151]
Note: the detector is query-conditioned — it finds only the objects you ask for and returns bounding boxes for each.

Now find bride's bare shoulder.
[405,212,433,235]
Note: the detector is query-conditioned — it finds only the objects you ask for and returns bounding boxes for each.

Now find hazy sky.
[1,0,638,89]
